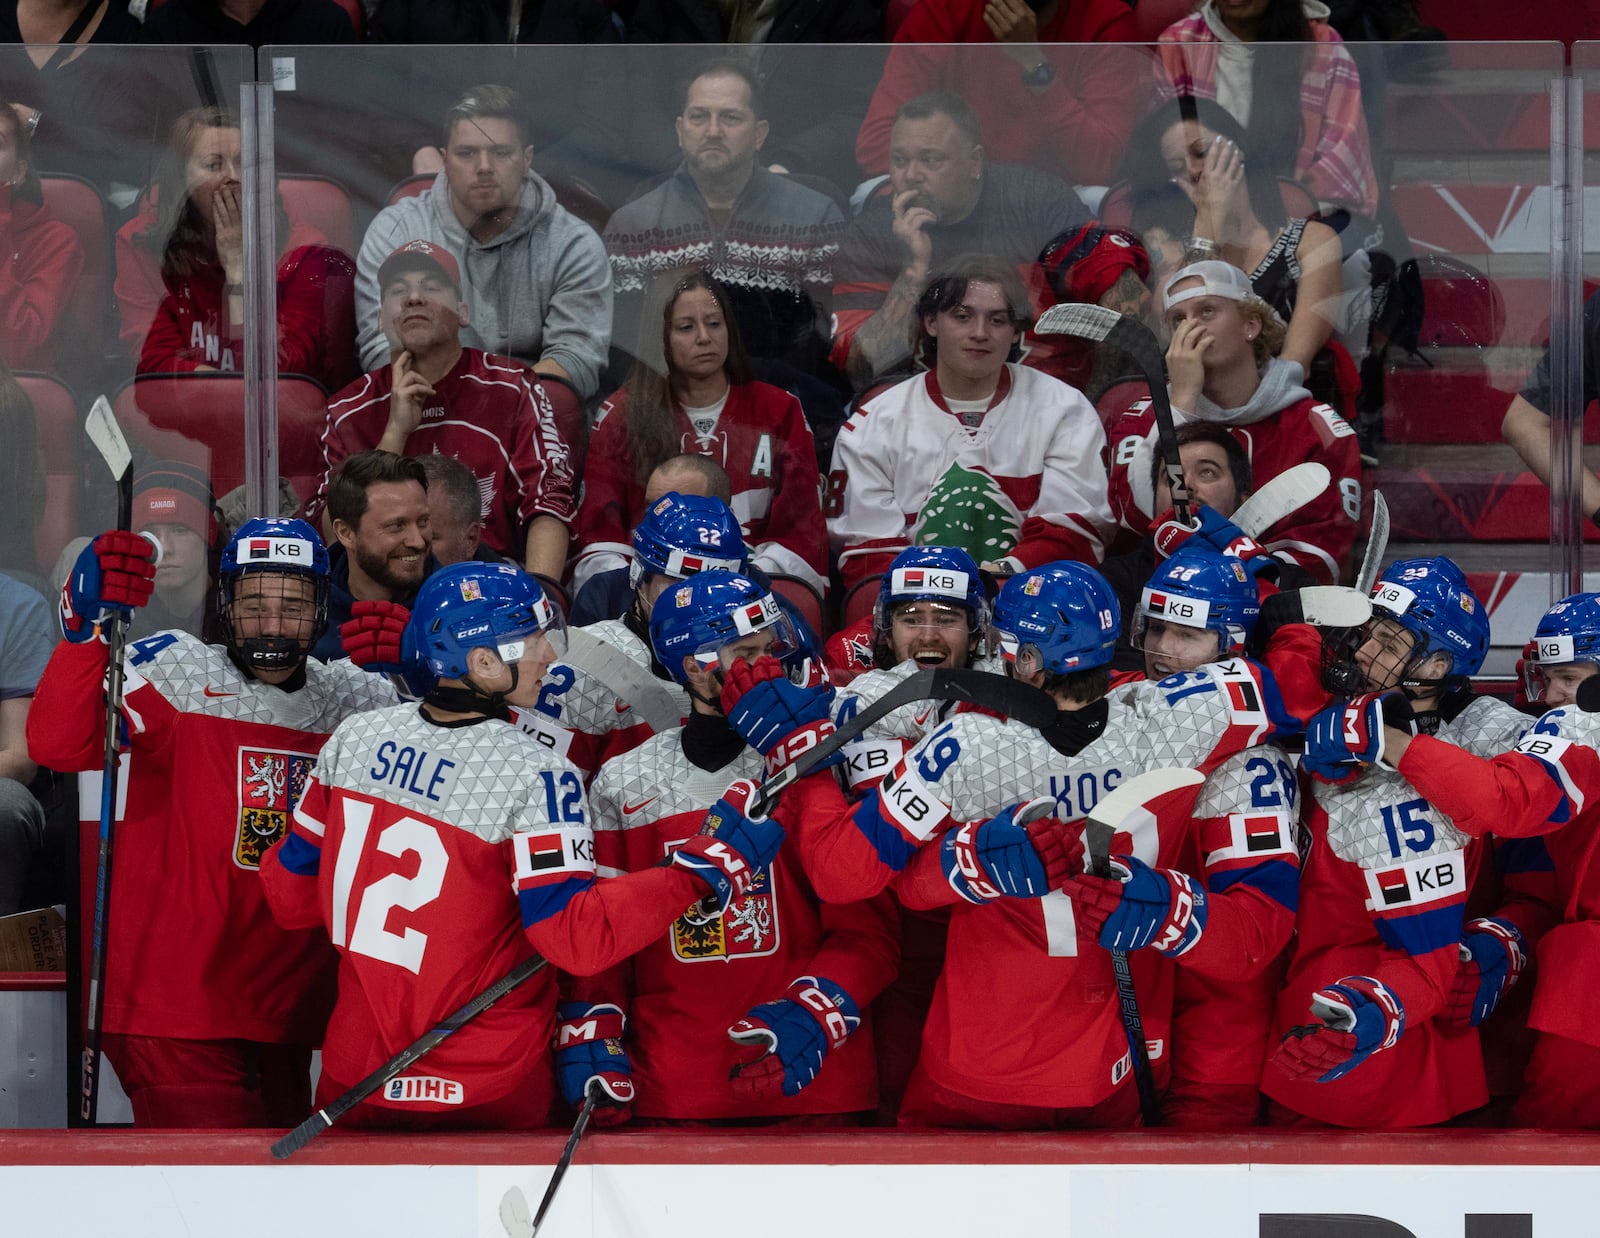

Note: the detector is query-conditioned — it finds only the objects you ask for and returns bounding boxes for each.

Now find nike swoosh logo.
[614,700,632,714]
[913,707,934,726]
[622,797,658,815]
[203,686,236,698]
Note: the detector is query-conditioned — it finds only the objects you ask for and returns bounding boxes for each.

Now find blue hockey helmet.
[649,569,805,686]
[992,562,1120,677]
[407,562,566,681]
[1524,592,1600,703]
[1132,548,1260,663]
[218,517,330,672]
[873,544,989,650]
[1365,556,1490,683]
[628,492,747,590]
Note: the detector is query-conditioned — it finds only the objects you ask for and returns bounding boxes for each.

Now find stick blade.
[1355,490,1389,595]
[1230,462,1330,538]
[1084,767,1206,874]
[1034,302,1120,342]
[85,396,131,480]
[1298,586,1373,629]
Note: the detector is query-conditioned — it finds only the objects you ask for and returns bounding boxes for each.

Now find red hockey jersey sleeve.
[1396,731,1577,839]
[27,637,178,770]
[571,399,641,588]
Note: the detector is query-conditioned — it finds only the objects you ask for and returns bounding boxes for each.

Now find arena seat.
[842,574,883,630]
[1132,0,1195,41]
[111,374,330,512]
[1095,378,1150,436]
[279,175,356,257]
[39,175,110,374]
[14,372,79,580]
[1369,444,1600,544]
[769,574,828,640]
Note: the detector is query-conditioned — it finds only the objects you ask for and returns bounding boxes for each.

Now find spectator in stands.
[138,0,355,46]
[1155,0,1379,218]
[604,58,845,382]
[312,240,574,582]
[417,453,508,568]
[117,106,359,391]
[127,461,222,644]
[574,269,828,600]
[831,92,1088,391]
[1123,97,1358,418]
[1106,260,1362,584]
[0,360,45,587]
[0,101,81,373]
[1502,288,1600,526]
[366,0,617,42]
[312,449,437,662]
[1035,220,1153,398]
[0,570,51,916]
[856,0,1143,188]
[828,255,1114,592]
[355,84,612,401]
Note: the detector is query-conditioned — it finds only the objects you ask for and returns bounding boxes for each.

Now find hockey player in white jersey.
[260,561,787,1130]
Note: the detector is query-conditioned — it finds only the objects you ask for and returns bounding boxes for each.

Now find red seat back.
[15,372,79,578]
[842,574,883,631]
[279,175,355,256]
[39,175,109,370]
[768,574,828,640]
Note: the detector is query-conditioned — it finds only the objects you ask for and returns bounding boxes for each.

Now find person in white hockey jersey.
[826,255,1115,593]
[260,561,787,1130]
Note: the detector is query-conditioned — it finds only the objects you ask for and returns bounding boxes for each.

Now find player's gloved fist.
[1060,854,1208,955]
[60,531,157,642]
[1445,917,1526,1028]
[1152,504,1269,569]
[1270,975,1406,1083]
[727,975,861,1099]
[340,600,411,672]
[1026,815,1086,890]
[1302,693,1414,783]
[553,1001,633,1123]
[720,655,841,776]
[940,797,1056,902]
[669,777,785,914]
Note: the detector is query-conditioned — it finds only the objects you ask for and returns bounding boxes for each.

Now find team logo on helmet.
[1023,576,1042,596]
[675,586,694,608]
[460,578,482,602]
[235,747,314,870]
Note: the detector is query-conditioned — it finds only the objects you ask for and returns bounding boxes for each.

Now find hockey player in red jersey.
[572,570,897,1122]
[1266,557,1536,1127]
[28,518,396,1127]
[260,562,788,1130]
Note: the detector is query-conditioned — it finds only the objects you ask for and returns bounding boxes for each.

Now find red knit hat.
[133,460,220,545]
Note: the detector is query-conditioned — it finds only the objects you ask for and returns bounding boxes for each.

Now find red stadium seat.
[112,374,330,512]
[769,574,828,640]
[279,175,356,256]
[39,175,109,372]
[841,574,883,631]
[1095,377,1151,436]
[14,372,79,579]
[1132,0,1195,41]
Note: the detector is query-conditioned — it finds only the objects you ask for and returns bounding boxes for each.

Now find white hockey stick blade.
[1355,490,1389,595]
[1231,463,1330,538]
[85,396,131,480]
[1298,586,1373,629]
[1083,767,1205,873]
[1034,302,1120,342]
[499,1186,534,1238]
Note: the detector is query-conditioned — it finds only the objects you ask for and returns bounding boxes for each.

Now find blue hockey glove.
[60,531,157,643]
[728,975,861,1099]
[1152,504,1270,571]
[1302,693,1414,783]
[553,1001,633,1119]
[668,778,785,914]
[1060,854,1208,955]
[1271,975,1406,1083]
[941,797,1058,902]
[720,655,841,776]
[1445,917,1526,1028]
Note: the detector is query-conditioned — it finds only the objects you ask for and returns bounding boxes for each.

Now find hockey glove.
[728,975,861,1100]
[60,531,157,643]
[1060,854,1208,956]
[1027,816,1086,891]
[940,797,1058,902]
[1152,504,1271,573]
[1301,693,1415,783]
[720,655,841,777]
[1271,975,1406,1083]
[341,599,411,672]
[1445,917,1526,1028]
[553,1001,633,1122]
[668,777,785,914]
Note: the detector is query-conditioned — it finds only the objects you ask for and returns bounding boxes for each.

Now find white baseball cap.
[1162,260,1254,310]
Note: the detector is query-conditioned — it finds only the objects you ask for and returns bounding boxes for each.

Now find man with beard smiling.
[309,450,437,663]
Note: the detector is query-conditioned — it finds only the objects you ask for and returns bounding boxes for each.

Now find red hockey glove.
[1444,917,1526,1028]
[60,530,157,643]
[340,599,411,672]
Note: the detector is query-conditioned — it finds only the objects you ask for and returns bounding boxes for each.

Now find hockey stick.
[1081,766,1206,1129]
[271,668,1055,1158]
[1034,303,1190,524]
[79,396,133,1126]
[527,1082,602,1236]
[1355,490,1389,595]
[1230,463,1330,539]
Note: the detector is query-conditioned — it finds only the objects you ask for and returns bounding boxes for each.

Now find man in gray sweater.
[355,83,612,401]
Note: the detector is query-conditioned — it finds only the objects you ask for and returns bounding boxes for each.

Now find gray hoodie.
[356,169,612,399]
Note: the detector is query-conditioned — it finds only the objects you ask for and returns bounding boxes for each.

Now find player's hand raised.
[59,531,158,643]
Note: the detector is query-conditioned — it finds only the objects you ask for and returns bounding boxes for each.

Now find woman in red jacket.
[115,106,357,391]
[0,102,82,373]
[574,270,828,600]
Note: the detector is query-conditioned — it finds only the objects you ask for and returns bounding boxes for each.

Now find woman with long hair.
[1154,0,1377,219]
[0,100,82,372]
[573,269,828,599]
[115,105,358,390]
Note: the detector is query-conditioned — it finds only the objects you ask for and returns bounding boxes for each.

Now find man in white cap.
[1105,259,1364,585]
